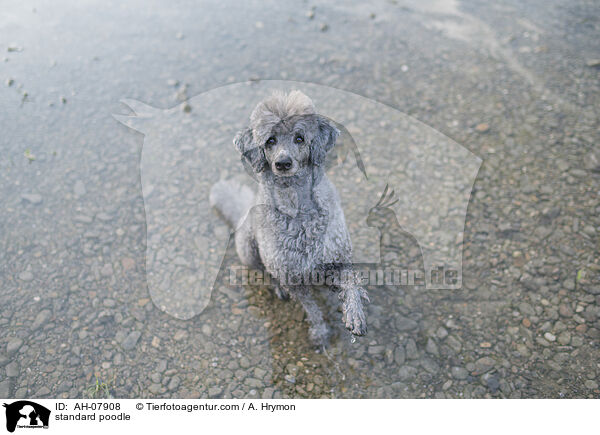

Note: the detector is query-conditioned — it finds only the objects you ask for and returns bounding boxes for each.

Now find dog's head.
[234,90,339,177]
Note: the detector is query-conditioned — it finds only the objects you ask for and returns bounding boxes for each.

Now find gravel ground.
[1,0,599,399]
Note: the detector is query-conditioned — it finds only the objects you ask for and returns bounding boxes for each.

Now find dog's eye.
[294,135,304,144]
[265,137,276,147]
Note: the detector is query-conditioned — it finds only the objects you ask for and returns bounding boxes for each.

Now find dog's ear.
[234,128,267,174]
[310,115,340,166]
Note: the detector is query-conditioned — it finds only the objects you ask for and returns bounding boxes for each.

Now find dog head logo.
[3,401,50,432]
[114,81,481,320]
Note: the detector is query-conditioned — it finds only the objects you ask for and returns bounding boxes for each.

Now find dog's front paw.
[342,301,367,336]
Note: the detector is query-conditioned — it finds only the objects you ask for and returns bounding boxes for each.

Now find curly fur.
[210,91,369,346]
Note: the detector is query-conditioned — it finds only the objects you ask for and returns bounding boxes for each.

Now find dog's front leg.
[291,286,329,346]
[337,269,369,336]
[270,277,290,300]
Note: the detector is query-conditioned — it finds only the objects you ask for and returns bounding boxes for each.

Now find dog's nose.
[274,157,293,171]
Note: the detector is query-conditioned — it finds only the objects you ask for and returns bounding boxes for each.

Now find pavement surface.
[1,0,599,398]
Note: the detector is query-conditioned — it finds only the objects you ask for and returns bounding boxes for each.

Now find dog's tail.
[209,179,254,228]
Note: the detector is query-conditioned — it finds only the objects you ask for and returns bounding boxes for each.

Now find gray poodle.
[210,90,369,346]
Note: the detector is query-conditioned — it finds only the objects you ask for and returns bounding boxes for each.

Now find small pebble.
[475,123,490,133]
[21,193,43,205]
[6,338,24,356]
